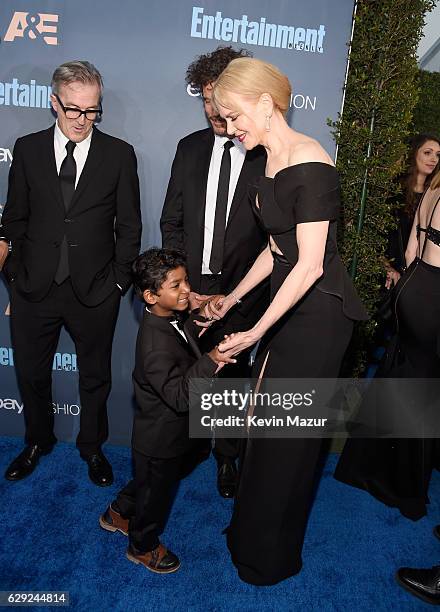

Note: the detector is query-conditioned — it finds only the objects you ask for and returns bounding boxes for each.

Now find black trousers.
[199,274,251,462]
[113,450,182,552]
[9,279,121,455]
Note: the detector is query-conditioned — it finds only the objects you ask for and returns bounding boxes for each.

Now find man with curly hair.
[160,46,268,499]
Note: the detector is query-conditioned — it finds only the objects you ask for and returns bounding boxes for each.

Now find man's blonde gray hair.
[51,60,103,97]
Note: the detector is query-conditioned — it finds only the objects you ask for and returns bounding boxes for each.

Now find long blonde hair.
[212,57,291,116]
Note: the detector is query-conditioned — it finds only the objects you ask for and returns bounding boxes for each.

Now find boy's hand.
[199,294,224,319]
[208,345,237,373]
[194,295,224,337]
[189,291,210,312]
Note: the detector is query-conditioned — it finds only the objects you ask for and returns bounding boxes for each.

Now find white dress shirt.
[202,135,246,275]
[54,121,92,187]
[54,122,122,291]
[0,124,92,247]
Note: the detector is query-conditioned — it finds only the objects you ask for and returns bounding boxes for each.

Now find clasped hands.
[191,290,260,357]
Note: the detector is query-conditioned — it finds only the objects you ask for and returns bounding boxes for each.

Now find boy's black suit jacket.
[1,125,141,306]
[132,309,217,459]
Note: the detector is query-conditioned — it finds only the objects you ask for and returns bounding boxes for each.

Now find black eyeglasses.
[54,94,102,121]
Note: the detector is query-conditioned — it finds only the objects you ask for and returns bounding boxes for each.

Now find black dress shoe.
[434,526,440,541]
[82,452,113,487]
[217,461,237,499]
[5,444,52,481]
[397,566,440,605]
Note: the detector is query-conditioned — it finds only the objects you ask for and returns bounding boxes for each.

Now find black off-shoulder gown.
[226,163,368,586]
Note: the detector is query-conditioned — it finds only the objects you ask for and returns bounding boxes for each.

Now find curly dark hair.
[132,247,187,297]
[185,45,252,92]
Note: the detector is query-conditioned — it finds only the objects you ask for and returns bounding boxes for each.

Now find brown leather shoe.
[126,543,180,574]
[99,505,129,536]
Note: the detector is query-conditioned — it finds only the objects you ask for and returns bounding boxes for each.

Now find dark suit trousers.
[113,450,182,552]
[9,279,120,454]
[199,275,252,462]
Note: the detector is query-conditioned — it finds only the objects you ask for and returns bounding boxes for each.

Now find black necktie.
[54,141,77,284]
[209,140,234,275]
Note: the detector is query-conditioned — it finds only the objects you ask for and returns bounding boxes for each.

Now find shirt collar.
[213,133,245,155]
[145,306,179,323]
[145,306,186,337]
[54,120,93,153]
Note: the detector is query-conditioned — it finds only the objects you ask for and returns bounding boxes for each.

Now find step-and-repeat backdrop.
[0,0,354,445]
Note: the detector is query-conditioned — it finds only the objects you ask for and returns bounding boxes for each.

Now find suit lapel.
[226,150,256,229]
[146,311,200,358]
[68,127,105,212]
[183,319,202,359]
[194,130,214,247]
[41,125,64,211]
[171,319,202,359]
[170,324,193,352]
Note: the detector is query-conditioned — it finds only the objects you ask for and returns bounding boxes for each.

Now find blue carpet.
[0,436,438,611]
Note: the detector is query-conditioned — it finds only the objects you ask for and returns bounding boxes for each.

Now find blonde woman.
[207,58,367,585]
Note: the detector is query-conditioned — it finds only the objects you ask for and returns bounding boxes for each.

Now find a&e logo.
[3,11,59,45]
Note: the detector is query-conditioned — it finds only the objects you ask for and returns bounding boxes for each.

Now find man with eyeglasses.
[0,61,141,486]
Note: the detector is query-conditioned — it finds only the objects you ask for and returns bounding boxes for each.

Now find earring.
[265,115,271,132]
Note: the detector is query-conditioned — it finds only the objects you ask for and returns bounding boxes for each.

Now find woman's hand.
[199,294,224,319]
[385,267,401,290]
[218,329,260,356]
[205,293,238,321]
[194,294,225,337]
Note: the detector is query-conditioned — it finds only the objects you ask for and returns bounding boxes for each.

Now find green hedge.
[412,69,440,135]
[330,0,435,374]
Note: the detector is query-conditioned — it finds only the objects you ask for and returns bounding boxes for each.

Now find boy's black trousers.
[113,450,183,552]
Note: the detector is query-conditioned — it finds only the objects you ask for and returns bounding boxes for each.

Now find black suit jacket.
[160,128,268,320]
[132,309,217,459]
[1,125,141,305]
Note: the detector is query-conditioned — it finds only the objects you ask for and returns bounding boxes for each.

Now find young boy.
[99,248,233,573]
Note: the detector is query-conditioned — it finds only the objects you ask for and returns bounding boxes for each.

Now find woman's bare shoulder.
[288,136,334,167]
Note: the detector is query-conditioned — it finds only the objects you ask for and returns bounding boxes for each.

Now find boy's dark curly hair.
[132,247,187,297]
[185,45,252,92]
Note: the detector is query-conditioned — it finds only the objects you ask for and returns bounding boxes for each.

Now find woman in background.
[336,165,440,521]
[385,134,440,289]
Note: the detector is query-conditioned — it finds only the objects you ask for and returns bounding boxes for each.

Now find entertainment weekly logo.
[190,7,326,53]
[0,347,78,372]
[2,11,59,45]
[186,84,317,112]
[0,78,52,109]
